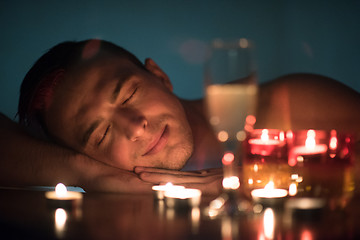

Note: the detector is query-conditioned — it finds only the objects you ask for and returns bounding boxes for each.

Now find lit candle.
[288,130,328,166]
[248,129,281,156]
[164,188,202,209]
[291,130,328,155]
[152,182,185,200]
[251,181,288,206]
[45,183,83,208]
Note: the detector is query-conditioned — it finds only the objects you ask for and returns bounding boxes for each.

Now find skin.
[45,53,194,171]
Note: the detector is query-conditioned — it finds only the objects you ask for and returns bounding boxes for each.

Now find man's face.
[45,53,193,171]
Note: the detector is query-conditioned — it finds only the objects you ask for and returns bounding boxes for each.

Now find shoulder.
[256,73,360,134]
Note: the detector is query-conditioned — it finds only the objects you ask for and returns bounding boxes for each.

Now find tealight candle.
[152,182,185,200]
[164,188,202,209]
[288,130,328,166]
[248,129,282,156]
[45,183,83,208]
[251,181,288,206]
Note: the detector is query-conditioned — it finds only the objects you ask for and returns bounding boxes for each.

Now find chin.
[166,144,193,170]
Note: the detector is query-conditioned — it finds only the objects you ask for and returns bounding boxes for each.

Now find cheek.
[107,138,134,170]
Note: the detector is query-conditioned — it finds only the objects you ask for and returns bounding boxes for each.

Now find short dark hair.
[17,39,144,128]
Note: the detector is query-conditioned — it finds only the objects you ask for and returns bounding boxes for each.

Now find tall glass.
[204,38,258,216]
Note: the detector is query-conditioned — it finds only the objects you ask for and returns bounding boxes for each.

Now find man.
[1,39,359,194]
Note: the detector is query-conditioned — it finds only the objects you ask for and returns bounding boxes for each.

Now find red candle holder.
[243,129,290,200]
[286,130,355,209]
[245,129,287,159]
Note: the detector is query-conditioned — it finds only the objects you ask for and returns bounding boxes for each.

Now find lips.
[142,125,169,156]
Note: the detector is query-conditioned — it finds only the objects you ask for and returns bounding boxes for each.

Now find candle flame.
[305,130,316,149]
[55,183,68,198]
[263,208,275,239]
[253,164,259,172]
[261,129,269,142]
[329,136,337,150]
[264,181,275,191]
[279,131,285,141]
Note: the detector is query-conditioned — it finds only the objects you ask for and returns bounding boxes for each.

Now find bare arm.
[0,113,152,193]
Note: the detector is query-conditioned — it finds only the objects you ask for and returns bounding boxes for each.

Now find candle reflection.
[55,208,67,238]
[221,216,238,240]
[300,229,313,240]
[191,207,200,234]
[263,208,275,240]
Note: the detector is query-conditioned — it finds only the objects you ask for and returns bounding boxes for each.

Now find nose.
[128,115,147,141]
[117,108,147,141]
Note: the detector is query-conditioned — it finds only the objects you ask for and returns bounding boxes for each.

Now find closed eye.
[98,125,110,146]
[122,87,138,105]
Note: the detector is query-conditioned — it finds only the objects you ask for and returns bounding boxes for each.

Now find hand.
[81,166,154,194]
[135,167,224,195]
[72,156,153,194]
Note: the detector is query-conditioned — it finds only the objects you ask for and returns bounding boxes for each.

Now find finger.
[135,166,223,176]
[138,172,222,185]
[135,167,202,176]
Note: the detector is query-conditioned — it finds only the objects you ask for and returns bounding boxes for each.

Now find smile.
[142,125,169,156]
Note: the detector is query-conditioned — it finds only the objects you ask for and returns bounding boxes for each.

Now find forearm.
[0,113,86,187]
[0,113,152,193]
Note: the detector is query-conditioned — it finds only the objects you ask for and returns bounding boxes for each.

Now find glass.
[204,38,258,216]
[243,129,290,199]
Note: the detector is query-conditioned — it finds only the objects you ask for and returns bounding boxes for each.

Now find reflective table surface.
[1,183,360,240]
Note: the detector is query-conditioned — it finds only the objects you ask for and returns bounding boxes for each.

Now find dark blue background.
[1,0,359,118]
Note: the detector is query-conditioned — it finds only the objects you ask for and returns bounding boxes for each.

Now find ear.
[144,58,173,91]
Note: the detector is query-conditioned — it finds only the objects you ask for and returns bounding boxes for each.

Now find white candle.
[152,182,185,200]
[164,188,202,209]
[45,183,83,208]
[251,181,288,200]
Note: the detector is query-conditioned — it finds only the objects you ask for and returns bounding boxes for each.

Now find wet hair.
[17,39,145,129]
